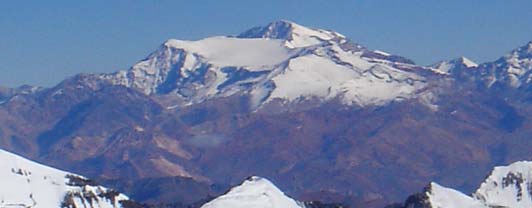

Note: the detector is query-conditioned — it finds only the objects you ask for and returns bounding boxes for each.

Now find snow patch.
[164,37,291,69]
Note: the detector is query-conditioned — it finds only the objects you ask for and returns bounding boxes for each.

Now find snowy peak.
[200,176,303,208]
[238,20,347,48]
[0,149,131,208]
[497,41,532,71]
[512,41,532,57]
[478,41,532,88]
[98,20,435,109]
[474,161,532,208]
[237,20,296,40]
[497,41,532,68]
[457,56,479,68]
[161,37,290,68]
[430,56,478,74]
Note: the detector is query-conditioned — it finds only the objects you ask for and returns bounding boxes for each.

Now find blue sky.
[2,0,532,87]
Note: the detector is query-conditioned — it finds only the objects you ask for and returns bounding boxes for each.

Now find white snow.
[164,37,291,69]
[432,62,454,74]
[263,51,424,106]
[201,176,302,208]
[460,57,478,68]
[427,182,485,208]
[374,50,391,56]
[0,149,129,208]
[267,54,358,101]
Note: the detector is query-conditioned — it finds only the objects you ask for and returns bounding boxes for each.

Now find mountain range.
[2,20,532,207]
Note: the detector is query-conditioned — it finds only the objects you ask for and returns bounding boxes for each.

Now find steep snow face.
[474,161,532,208]
[163,37,291,68]
[0,149,129,208]
[426,182,485,208]
[200,176,302,208]
[102,20,433,108]
[103,37,291,95]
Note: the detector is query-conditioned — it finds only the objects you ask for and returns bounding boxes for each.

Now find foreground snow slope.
[200,176,303,208]
[426,182,485,208]
[405,161,532,208]
[474,161,532,208]
[0,149,129,208]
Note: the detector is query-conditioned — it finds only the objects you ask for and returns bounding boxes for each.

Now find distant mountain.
[0,148,134,208]
[478,41,532,89]
[0,85,42,103]
[433,41,532,94]
[394,161,532,208]
[2,20,532,208]
[99,20,430,109]
[430,56,478,75]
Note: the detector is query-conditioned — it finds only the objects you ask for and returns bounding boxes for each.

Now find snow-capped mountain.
[0,149,131,208]
[399,161,532,208]
[200,176,303,208]
[477,41,532,88]
[101,20,430,108]
[430,56,478,75]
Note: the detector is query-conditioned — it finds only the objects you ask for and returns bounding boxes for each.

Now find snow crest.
[200,176,302,208]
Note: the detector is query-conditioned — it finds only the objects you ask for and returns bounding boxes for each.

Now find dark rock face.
[99,176,226,205]
[386,185,432,208]
[401,193,432,208]
[60,174,132,208]
[302,201,348,208]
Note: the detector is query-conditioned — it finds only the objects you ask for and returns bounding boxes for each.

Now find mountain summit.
[201,176,303,208]
[479,41,532,88]
[237,20,349,48]
[100,20,430,109]
[430,56,478,74]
